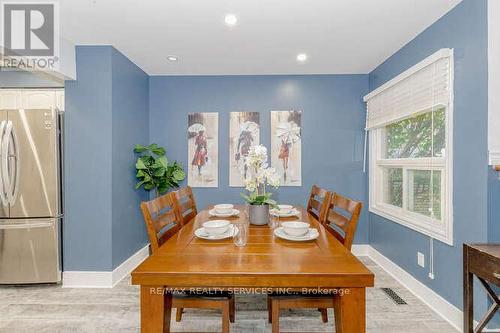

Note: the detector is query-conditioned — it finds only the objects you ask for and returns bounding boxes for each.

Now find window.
[365,49,453,245]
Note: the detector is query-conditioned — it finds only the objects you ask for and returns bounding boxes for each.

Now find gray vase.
[249,204,269,226]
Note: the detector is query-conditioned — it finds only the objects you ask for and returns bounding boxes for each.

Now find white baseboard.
[62,244,150,288]
[351,244,370,256]
[111,244,150,287]
[366,246,462,331]
[62,271,113,288]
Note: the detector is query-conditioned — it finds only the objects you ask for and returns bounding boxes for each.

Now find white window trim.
[367,50,454,246]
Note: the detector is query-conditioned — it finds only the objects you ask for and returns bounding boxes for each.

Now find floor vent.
[381,287,407,305]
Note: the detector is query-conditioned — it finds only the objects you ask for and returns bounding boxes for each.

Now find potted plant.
[134,143,186,197]
[240,145,280,225]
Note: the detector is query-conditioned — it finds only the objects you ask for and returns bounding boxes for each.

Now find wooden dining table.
[131,205,374,333]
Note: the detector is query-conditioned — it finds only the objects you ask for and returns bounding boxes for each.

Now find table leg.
[463,245,473,333]
[333,287,366,333]
[222,300,230,333]
[140,286,172,333]
[271,298,280,333]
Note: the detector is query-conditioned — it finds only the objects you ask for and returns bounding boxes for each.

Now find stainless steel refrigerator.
[0,108,62,284]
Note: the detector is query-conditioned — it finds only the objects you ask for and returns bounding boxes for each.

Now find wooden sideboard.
[463,244,500,333]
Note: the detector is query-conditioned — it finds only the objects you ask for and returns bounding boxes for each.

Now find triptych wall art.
[187,111,302,187]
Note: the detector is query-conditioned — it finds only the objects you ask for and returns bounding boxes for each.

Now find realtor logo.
[3,3,54,56]
[1,1,59,70]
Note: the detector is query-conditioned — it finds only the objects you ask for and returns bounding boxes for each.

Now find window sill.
[369,205,453,246]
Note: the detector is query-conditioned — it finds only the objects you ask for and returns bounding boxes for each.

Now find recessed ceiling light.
[166,55,178,62]
[224,14,238,26]
[296,53,308,62]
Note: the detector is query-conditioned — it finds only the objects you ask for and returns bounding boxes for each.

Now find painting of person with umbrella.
[191,126,207,176]
[188,113,219,187]
[235,121,259,179]
[229,112,260,187]
[271,111,302,186]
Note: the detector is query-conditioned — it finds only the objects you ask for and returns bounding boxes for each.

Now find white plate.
[195,224,237,240]
[209,208,240,218]
[269,208,300,218]
[273,227,319,241]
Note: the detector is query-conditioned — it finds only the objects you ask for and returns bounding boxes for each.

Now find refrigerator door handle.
[8,121,19,205]
[0,120,8,207]
[1,120,17,206]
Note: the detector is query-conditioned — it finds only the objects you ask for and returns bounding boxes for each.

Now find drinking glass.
[243,204,249,220]
[268,210,280,230]
[233,222,249,247]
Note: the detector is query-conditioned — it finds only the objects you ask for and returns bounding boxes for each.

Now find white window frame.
[367,52,454,246]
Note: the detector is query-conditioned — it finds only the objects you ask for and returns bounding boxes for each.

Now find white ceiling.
[60,0,462,75]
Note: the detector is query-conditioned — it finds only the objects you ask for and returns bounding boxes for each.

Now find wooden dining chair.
[306,185,331,222]
[140,192,235,332]
[268,192,362,333]
[140,192,183,253]
[322,192,362,251]
[171,186,198,225]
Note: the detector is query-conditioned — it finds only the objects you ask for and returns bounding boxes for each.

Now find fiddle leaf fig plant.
[134,143,186,197]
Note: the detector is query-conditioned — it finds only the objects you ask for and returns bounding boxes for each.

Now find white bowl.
[277,204,293,214]
[203,220,231,236]
[214,204,234,215]
[281,221,310,237]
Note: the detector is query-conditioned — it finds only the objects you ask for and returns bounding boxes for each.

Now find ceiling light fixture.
[166,55,178,62]
[224,14,238,26]
[296,53,308,62]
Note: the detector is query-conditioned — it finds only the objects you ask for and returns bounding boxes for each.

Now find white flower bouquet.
[240,145,280,207]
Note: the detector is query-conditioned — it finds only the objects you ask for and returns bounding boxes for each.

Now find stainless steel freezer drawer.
[0,218,61,284]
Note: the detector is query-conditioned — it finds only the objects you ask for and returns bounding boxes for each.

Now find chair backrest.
[172,186,197,225]
[306,185,331,222]
[322,192,362,251]
[140,192,183,254]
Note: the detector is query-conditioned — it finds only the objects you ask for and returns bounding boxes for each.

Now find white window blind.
[364,49,453,129]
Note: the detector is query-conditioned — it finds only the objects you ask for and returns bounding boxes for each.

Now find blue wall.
[111,48,149,269]
[149,75,370,244]
[369,0,489,317]
[64,46,149,271]
[65,46,114,271]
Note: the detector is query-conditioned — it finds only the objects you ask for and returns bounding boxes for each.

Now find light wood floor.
[0,257,458,332]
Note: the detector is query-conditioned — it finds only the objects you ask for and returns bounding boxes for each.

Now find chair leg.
[175,307,183,322]
[229,296,235,323]
[320,308,328,323]
[271,299,280,333]
[268,297,273,323]
[222,300,230,333]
